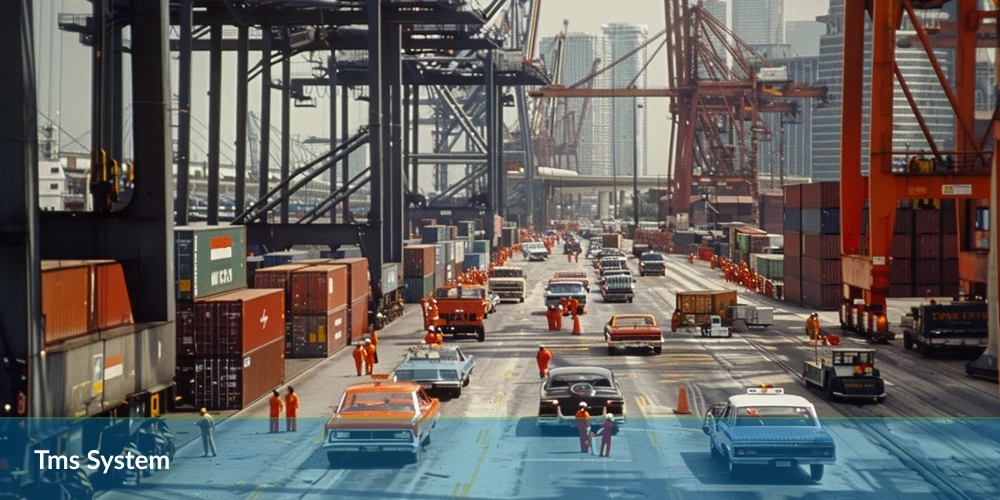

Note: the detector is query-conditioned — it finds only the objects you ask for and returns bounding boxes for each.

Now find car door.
[703,404,727,448]
[716,405,736,456]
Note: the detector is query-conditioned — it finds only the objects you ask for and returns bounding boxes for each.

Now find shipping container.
[175,358,197,408]
[672,231,698,246]
[916,285,942,297]
[93,261,134,332]
[751,254,784,280]
[801,182,840,209]
[42,262,93,344]
[253,264,310,309]
[421,225,450,244]
[289,265,348,315]
[674,291,738,317]
[889,284,915,298]
[456,221,476,237]
[176,301,197,356]
[44,339,106,417]
[288,307,348,358]
[784,255,801,279]
[889,259,912,284]
[783,231,802,256]
[943,259,959,284]
[801,257,841,285]
[193,337,285,411]
[101,330,138,412]
[195,288,286,357]
[802,233,841,260]
[328,257,370,300]
[915,259,941,284]
[296,258,333,266]
[749,234,771,254]
[435,264,448,288]
[784,184,802,209]
[449,226,458,240]
[784,208,802,233]
[943,234,958,260]
[893,209,914,235]
[917,234,941,259]
[320,246,362,259]
[452,239,466,263]
[135,323,176,401]
[801,209,841,235]
[890,234,913,259]
[603,233,622,249]
[940,209,957,234]
[262,250,309,268]
[176,225,248,300]
[382,263,401,293]
[801,281,840,310]
[348,295,369,343]
[916,210,941,234]
[471,240,491,254]
[463,253,489,272]
[403,274,436,303]
[783,277,802,306]
[404,245,437,278]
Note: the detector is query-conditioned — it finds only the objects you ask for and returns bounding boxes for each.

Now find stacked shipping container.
[873,200,959,298]
[404,245,436,303]
[783,182,842,310]
[287,265,349,357]
[329,258,371,343]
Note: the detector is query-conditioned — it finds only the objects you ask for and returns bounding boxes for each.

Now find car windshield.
[605,276,633,288]
[339,392,415,413]
[436,288,485,300]
[394,369,442,381]
[614,317,654,328]
[407,348,462,361]
[734,406,818,427]
[548,283,583,294]
[601,260,624,270]
[557,271,587,279]
[832,351,874,365]
[492,269,523,278]
[547,375,613,389]
[640,253,664,262]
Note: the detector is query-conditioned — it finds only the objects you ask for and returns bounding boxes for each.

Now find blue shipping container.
[784,208,802,233]
[421,225,449,244]
[463,253,488,272]
[263,250,309,268]
[801,209,840,235]
[456,221,476,237]
[320,246,362,259]
[471,240,490,254]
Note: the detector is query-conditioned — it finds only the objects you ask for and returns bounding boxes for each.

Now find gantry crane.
[528,1,827,223]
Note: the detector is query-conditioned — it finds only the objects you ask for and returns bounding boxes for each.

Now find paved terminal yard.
[101,250,1000,500]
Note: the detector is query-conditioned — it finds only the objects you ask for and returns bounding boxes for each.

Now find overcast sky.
[34,0,831,189]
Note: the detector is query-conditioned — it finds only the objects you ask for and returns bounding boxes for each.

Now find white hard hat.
[579,402,588,407]
[364,339,371,344]
[605,413,613,420]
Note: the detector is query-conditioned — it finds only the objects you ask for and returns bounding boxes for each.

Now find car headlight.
[393,431,414,439]
[333,431,351,439]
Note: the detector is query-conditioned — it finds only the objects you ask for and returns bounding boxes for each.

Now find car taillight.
[606,400,620,406]
[550,400,559,406]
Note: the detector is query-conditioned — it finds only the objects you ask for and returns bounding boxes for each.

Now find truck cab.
[544,280,587,313]
[487,267,526,303]
[803,348,886,403]
[434,285,488,342]
[901,301,988,357]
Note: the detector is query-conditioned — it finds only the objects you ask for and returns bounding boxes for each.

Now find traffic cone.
[572,315,582,335]
[674,387,692,414]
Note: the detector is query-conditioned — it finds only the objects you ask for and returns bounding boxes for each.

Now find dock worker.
[268,390,283,433]
[554,304,564,330]
[435,328,444,345]
[545,305,557,331]
[575,403,592,453]
[560,296,571,317]
[196,408,217,457]
[424,327,439,345]
[369,330,380,363]
[285,387,299,432]
[568,297,580,319]
[536,345,552,379]
[352,343,365,376]
[594,414,615,457]
[363,339,377,375]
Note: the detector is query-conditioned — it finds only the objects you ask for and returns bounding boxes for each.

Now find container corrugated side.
[194,337,285,411]
[329,258,370,301]
[381,262,401,293]
[783,277,802,306]
[93,261,135,331]
[42,340,105,417]
[801,257,841,285]
[42,264,92,345]
[100,330,138,412]
[175,225,248,300]
[403,274,435,303]
[784,184,801,209]
[802,233,841,260]
[137,322,176,396]
[801,281,840,310]
[253,264,310,310]
[290,265,349,314]
[349,295,369,343]
[288,307,348,358]
[196,288,286,357]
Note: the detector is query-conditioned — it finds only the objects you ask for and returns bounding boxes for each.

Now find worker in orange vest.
[363,339,376,375]
[423,327,438,345]
[568,297,580,319]
[435,329,444,345]
[545,305,557,331]
[575,403,592,453]
[369,330,379,364]
[536,345,552,378]
[574,252,580,262]
[352,343,365,376]
[554,304,564,330]
[268,390,283,433]
[560,297,571,317]
[285,387,299,432]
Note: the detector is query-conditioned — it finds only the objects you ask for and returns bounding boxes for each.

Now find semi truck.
[901,301,988,357]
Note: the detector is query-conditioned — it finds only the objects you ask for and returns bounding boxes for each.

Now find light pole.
[633,97,642,230]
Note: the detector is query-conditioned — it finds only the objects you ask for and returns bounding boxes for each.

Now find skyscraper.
[732,0,783,46]
[785,20,825,57]
[702,0,727,27]
[601,23,648,177]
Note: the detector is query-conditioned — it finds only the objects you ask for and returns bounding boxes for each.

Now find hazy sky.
[34,0,831,191]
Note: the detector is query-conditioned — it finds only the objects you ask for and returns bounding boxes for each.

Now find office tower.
[786,20,825,57]
[732,0,783,46]
[702,0,727,26]
[601,23,648,177]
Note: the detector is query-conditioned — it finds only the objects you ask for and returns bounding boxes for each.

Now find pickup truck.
[434,284,488,342]
[637,252,666,276]
[604,314,663,354]
[544,280,587,313]
[601,275,635,303]
[487,267,526,302]
[901,302,988,357]
[700,315,732,338]
[703,386,836,481]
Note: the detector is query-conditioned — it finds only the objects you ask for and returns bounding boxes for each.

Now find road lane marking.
[458,433,491,497]
[520,458,634,462]
[504,370,513,378]
[311,435,323,443]
[647,432,662,448]
[493,394,504,404]
[475,430,485,444]
[629,372,637,378]
[245,484,267,500]
[635,396,648,407]
[451,483,461,497]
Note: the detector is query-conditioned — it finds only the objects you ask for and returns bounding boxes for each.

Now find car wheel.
[519,297,524,303]
[463,376,471,387]
[653,346,662,355]
[477,327,485,342]
[903,333,913,350]
[607,346,615,355]
[453,387,462,398]
[710,444,722,460]
[422,433,431,446]
[327,452,340,467]
[810,464,824,481]
[627,298,633,303]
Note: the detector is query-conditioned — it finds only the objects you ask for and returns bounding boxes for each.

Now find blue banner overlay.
[1,417,998,499]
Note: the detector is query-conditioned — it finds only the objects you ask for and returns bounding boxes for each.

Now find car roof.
[346,382,420,394]
[613,314,655,320]
[547,366,614,378]
[728,394,814,408]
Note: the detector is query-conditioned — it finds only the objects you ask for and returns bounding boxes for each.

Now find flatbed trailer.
[901,302,987,357]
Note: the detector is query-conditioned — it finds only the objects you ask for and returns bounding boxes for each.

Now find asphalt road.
[101,246,1000,500]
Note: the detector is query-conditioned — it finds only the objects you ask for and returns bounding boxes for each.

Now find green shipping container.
[751,254,784,280]
[175,225,247,301]
[471,240,490,254]
[456,221,476,237]
[403,274,435,303]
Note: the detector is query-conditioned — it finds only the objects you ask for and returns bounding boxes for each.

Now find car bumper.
[536,415,626,427]
[602,293,634,302]
[832,390,886,399]
[494,292,525,299]
[608,339,662,348]
[323,439,419,452]
[415,381,462,390]
[730,456,836,466]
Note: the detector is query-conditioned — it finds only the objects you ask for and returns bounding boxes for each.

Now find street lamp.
[633,98,643,230]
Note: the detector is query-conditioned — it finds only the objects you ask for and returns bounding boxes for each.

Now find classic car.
[604,314,663,354]
[487,267,527,302]
[525,242,550,261]
[638,252,667,276]
[553,270,591,292]
[486,289,501,314]
[591,249,626,266]
[537,366,626,430]
[601,275,635,303]
[597,257,627,276]
[324,382,440,465]
[435,284,488,341]
[544,280,588,313]
[394,345,476,397]
[703,386,836,481]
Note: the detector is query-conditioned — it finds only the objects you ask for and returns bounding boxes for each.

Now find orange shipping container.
[328,258,370,301]
[94,261,134,331]
[253,264,310,311]
[290,265,348,314]
[42,263,92,344]
[349,295,369,343]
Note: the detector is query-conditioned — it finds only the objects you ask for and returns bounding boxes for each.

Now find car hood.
[327,411,417,427]
[725,426,834,445]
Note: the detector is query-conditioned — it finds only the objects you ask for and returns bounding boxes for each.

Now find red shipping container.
[349,295,369,343]
[888,284,914,297]
[942,283,959,298]
[783,231,802,256]
[449,226,458,240]
[942,234,958,259]
[940,209,957,234]
[290,265,348,314]
[404,245,436,278]
[288,307,348,358]
[783,277,802,306]
[917,285,942,297]
[92,261,134,331]
[890,234,913,259]
[196,288,286,357]
[801,281,841,310]
[784,184,802,209]
[916,259,940,284]
[942,259,959,284]
[917,234,941,259]
[784,255,801,279]
[328,258,370,301]
[801,257,841,285]
[42,262,93,344]
[193,337,285,411]
[889,258,911,284]
[802,233,840,260]
[801,182,840,209]
[253,264,310,310]
[916,210,940,234]
[893,209,914,235]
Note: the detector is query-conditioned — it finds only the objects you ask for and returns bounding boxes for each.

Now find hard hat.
[200,408,208,414]
[579,402,588,407]
[539,345,545,349]
[605,413,614,420]
[364,339,371,344]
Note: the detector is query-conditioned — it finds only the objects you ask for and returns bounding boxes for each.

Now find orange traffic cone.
[674,387,692,414]
[572,315,582,335]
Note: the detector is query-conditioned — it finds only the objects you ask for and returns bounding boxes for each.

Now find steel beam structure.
[234,25,249,215]
[366,0,387,297]
[280,47,292,224]
[258,27,272,202]
[207,24,222,225]
[328,52,338,223]
[174,0,192,225]
[387,25,404,264]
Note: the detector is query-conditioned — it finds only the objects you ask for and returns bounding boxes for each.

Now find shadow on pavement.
[678,451,819,486]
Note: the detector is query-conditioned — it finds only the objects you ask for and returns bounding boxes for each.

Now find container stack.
[750,254,784,281]
[404,245,436,303]
[501,227,519,248]
[414,218,437,238]
[421,225,449,244]
[876,200,959,298]
[287,265,349,358]
[175,225,285,411]
[382,262,402,297]
[798,182,841,310]
[262,250,309,267]
[329,258,371,342]
[730,227,768,265]
[433,242,448,288]
[42,260,136,345]
[471,239,491,254]
[783,185,803,305]
[463,252,489,272]
[758,192,784,234]
[456,221,476,247]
